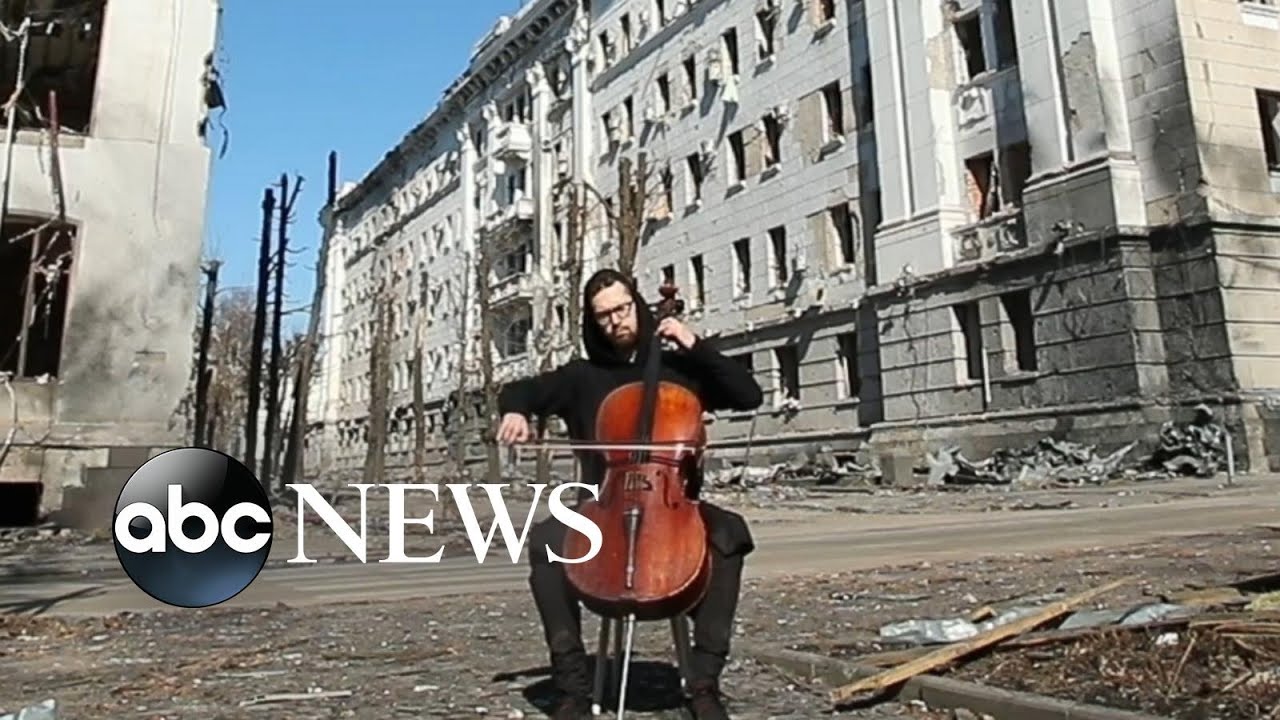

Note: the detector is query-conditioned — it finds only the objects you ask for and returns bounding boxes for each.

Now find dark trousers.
[526,501,755,690]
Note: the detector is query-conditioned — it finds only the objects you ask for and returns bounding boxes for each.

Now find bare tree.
[474,241,504,483]
[411,322,427,483]
[205,288,257,457]
[446,252,473,479]
[363,285,392,485]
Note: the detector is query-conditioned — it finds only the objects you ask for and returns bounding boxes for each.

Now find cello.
[559,281,713,715]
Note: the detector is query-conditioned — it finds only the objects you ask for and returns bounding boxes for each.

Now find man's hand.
[495,412,531,444]
[656,317,697,350]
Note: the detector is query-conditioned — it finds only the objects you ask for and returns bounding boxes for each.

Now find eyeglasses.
[593,300,633,324]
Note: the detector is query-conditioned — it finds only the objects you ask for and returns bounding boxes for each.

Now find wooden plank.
[829,576,1135,703]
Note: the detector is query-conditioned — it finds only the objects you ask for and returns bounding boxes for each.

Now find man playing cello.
[495,268,763,719]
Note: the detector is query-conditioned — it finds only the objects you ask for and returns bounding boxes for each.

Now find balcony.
[953,67,1024,143]
[485,195,535,236]
[490,271,535,307]
[951,209,1027,265]
[494,121,532,161]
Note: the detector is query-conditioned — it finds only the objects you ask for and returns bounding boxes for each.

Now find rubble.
[0,699,56,720]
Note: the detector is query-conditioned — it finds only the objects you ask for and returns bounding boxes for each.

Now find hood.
[580,270,655,366]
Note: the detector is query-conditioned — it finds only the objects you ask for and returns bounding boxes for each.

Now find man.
[495,268,763,719]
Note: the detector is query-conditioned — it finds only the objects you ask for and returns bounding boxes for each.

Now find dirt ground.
[3,517,1277,719]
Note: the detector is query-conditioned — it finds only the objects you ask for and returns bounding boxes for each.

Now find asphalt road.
[3,488,1276,618]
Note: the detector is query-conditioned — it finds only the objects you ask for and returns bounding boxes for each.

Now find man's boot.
[687,677,731,720]
[549,650,593,719]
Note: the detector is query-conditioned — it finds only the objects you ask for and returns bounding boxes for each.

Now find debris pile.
[706,449,880,488]
[0,699,56,720]
[1148,406,1230,477]
[925,438,1137,487]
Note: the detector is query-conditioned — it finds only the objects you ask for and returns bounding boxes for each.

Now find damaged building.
[0,0,222,523]
[309,0,585,477]
[308,0,1280,480]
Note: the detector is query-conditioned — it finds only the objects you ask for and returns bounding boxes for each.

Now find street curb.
[736,642,1170,720]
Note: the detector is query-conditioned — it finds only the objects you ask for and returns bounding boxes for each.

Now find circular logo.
[112,447,273,608]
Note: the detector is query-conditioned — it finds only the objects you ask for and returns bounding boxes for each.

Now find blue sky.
[204,0,533,331]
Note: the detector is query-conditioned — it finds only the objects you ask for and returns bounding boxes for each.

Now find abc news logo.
[112,448,274,608]
[113,448,603,608]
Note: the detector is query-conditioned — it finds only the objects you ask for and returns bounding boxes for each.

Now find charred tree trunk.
[282,152,336,490]
[450,251,472,479]
[245,188,275,477]
[263,173,294,486]
[363,286,391,485]
[475,243,501,483]
[411,327,427,483]
[194,260,220,446]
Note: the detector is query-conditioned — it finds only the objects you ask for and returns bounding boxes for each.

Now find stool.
[590,612,694,718]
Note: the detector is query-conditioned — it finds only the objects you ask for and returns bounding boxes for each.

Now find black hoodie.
[496,273,763,488]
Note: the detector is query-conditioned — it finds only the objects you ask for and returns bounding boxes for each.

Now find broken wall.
[0,0,219,512]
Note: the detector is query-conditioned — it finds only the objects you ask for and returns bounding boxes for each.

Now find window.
[764,113,783,167]
[0,218,75,378]
[756,8,778,58]
[728,130,746,182]
[657,73,671,113]
[620,14,633,53]
[952,301,983,381]
[1259,90,1280,171]
[774,345,800,401]
[689,254,706,306]
[722,28,740,77]
[821,82,845,140]
[999,289,1037,372]
[655,0,666,24]
[622,96,634,140]
[683,56,698,102]
[0,1,106,134]
[857,63,874,128]
[661,264,675,286]
[829,203,855,264]
[686,153,704,201]
[598,31,613,64]
[993,0,1018,69]
[954,13,985,80]
[817,0,836,23]
[733,238,751,294]
[836,332,860,398]
[964,152,995,217]
[768,226,788,285]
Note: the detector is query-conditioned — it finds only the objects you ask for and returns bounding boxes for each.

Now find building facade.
[309,0,1280,481]
[0,0,222,520]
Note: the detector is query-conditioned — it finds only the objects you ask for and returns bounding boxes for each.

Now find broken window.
[993,0,1018,69]
[821,82,844,140]
[1001,142,1032,206]
[857,62,873,128]
[0,217,74,379]
[999,289,1037,372]
[964,152,995,218]
[836,332,860,398]
[733,237,751,294]
[722,28,740,77]
[689,254,705,306]
[1259,90,1280,172]
[774,345,800,400]
[501,311,532,357]
[954,13,985,80]
[683,55,698,102]
[829,203,855,264]
[768,225,787,285]
[756,8,777,59]
[728,129,746,182]
[816,0,836,23]
[620,13,632,53]
[686,152,703,201]
[952,301,983,381]
[763,112,782,167]
[657,73,671,113]
[0,0,106,135]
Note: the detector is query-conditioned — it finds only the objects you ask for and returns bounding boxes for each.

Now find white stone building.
[309,0,1280,480]
[0,0,223,521]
